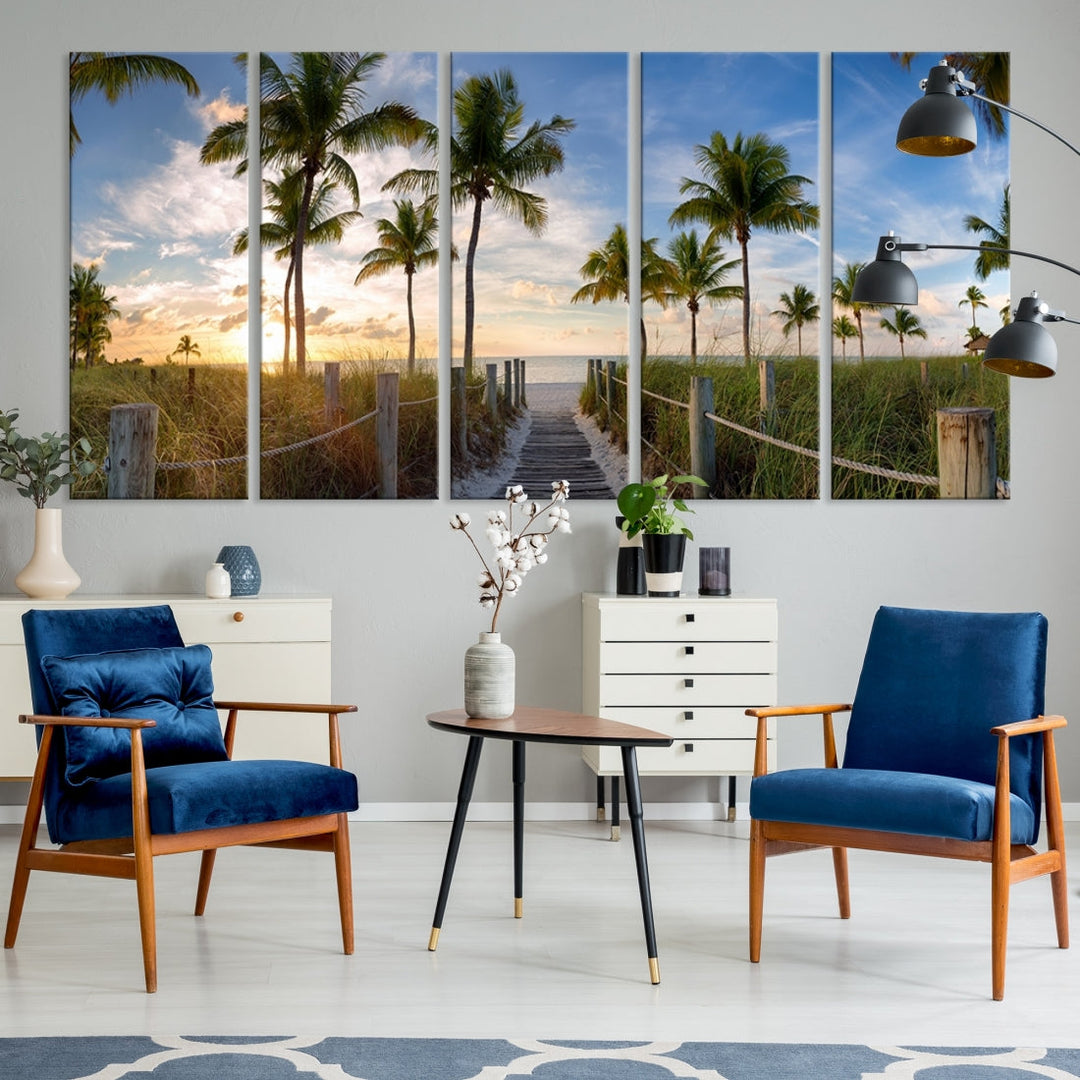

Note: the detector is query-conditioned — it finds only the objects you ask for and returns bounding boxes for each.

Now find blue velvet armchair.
[747,606,1068,1000]
[4,605,359,993]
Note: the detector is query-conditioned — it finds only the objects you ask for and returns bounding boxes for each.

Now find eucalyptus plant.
[0,409,97,509]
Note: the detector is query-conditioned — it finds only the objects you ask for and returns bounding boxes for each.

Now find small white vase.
[464,631,515,719]
[205,562,231,599]
[15,507,81,600]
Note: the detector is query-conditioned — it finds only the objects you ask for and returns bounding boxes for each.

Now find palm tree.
[70,52,199,156]
[570,223,671,364]
[832,315,858,360]
[832,261,879,364]
[959,284,988,332]
[1000,302,1013,325]
[202,52,423,376]
[964,183,1010,279]
[354,199,450,372]
[771,283,819,358]
[234,174,361,374]
[172,334,201,363]
[669,131,818,365]
[663,230,742,363]
[69,263,120,369]
[879,307,927,359]
[387,69,574,376]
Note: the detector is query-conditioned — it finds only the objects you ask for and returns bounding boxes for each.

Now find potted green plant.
[1,408,97,598]
[617,473,707,596]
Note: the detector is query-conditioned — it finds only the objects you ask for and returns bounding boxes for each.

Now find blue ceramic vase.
[216,545,261,597]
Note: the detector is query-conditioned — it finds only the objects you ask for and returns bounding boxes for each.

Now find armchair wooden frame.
[746,703,1069,1001]
[5,699,358,994]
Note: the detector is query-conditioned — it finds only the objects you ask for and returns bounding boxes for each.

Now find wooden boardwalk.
[492,383,618,500]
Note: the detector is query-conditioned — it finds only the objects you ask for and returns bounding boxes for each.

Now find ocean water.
[475,355,622,383]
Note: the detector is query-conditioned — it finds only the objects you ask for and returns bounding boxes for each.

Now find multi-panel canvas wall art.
[831,52,1010,499]
[641,52,821,500]
[69,52,248,498]
[252,51,440,500]
[448,52,630,501]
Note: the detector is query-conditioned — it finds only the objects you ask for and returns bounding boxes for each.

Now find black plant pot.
[641,533,687,597]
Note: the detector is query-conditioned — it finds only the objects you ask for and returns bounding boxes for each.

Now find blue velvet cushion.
[49,759,360,844]
[41,644,228,786]
[749,767,1038,844]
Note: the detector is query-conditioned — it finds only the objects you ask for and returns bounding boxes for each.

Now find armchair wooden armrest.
[745,704,852,777]
[20,713,156,729]
[213,702,358,768]
[990,714,1067,738]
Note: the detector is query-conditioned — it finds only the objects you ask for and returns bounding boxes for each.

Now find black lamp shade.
[896,64,978,156]
[982,322,1058,378]
[852,236,919,305]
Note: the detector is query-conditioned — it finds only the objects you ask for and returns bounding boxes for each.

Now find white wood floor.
[1,818,1077,1046]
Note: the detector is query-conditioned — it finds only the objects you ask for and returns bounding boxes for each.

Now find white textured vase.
[464,631,515,719]
[14,507,81,599]
[204,562,231,599]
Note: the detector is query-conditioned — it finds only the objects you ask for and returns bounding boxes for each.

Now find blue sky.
[643,51,820,359]
[450,52,629,359]
[833,52,1010,356]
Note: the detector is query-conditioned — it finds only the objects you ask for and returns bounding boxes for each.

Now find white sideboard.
[582,593,778,821]
[0,594,333,780]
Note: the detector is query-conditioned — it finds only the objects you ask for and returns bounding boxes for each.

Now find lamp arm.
[965,91,1080,160]
[903,242,1080,280]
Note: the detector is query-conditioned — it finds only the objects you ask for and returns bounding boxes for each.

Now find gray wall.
[3,0,1079,809]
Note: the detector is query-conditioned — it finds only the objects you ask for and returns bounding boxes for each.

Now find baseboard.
[4,802,1080,826]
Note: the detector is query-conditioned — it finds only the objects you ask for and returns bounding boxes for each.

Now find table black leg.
[596,775,605,822]
[727,775,737,822]
[429,734,484,950]
[621,744,660,984]
[610,775,621,841]
[513,739,525,918]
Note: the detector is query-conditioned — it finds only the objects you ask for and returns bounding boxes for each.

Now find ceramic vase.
[15,507,81,599]
[216,545,261,596]
[642,533,687,597]
[615,515,645,596]
[464,631,515,719]
[204,562,231,599]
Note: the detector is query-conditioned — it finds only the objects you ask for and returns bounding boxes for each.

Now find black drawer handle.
[684,710,694,721]
[683,742,694,752]
[684,678,694,689]
[685,613,695,623]
[684,645,695,656]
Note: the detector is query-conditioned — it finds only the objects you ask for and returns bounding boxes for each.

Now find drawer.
[172,599,330,644]
[599,640,776,675]
[584,738,775,776]
[595,598,777,642]
[598,672,776,708]
[599,705,772,740]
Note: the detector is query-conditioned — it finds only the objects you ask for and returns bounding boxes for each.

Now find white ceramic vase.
[205,562,231,599]
[15,507,81,599]
[464,631,515,719]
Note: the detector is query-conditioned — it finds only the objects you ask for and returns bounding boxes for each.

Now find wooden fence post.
[520,360,527,408]
[451,366,467,464]
[377,371,399,499]
[504,360,512,414]
[606,360,617,419]
[513,357,521,407]
[936,407,996,498]
[758,359,776,432]
[690,375,716,497]
[324,361,341,425]
[586,358,595,393]
[920,361,929,387]
[107,403,159,499]
[485,363,499,417]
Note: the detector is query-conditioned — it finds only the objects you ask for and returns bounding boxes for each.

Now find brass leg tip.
[428,927,440,951]
[649,957,660,984]
[727,806,737,822]
[610,825,620,841]
[514,897,523,919]
[597,808,606,822]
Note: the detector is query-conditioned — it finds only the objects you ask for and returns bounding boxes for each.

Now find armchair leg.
[749,819,765,963]
[134,843,157,994]
[832,847,850,919]
[4,853,31,950]
[194,849,216,916]
[333,813,354,955]
[6,728,51,950]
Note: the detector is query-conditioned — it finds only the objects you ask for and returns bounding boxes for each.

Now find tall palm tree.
[879,307,927,359]
[832,261,879,364]
[387,69,574,376]
[69,263,120,369]
[663,230,742,363]
[234,175,361,374]
[964,183,1010,279]
[960,284,988,331]
[172,334,201,363]
[202,52,423,376]
[70,52,199,156]
[669,131,818,365]
[354,199,451,372]
[832,315,858,360]
[570,223,671,364]
[771,283,819,358]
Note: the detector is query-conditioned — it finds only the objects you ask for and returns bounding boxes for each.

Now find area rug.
[3,1037,1080,1079]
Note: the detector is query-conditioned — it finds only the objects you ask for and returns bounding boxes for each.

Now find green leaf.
[617,483,656,523]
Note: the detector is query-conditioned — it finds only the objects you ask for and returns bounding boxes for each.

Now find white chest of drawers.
[582,593,778,819]
[0,594,333,780]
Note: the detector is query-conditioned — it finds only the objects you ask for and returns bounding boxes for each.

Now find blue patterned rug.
[3,1038,1080,1079]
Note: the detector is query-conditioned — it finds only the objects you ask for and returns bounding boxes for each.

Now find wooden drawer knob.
[233,611,245,622]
